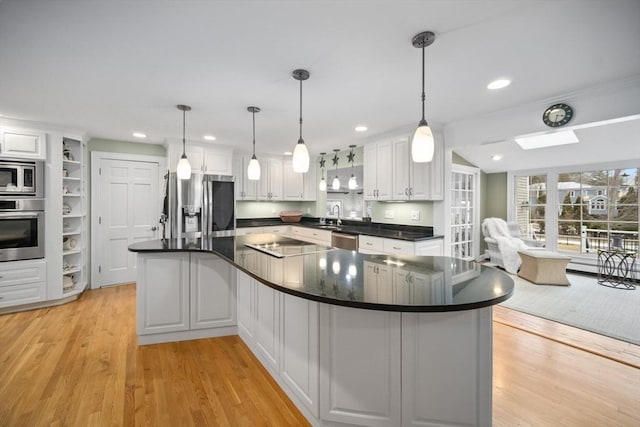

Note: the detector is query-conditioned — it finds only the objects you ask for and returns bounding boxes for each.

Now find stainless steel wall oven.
[0,199,45,262]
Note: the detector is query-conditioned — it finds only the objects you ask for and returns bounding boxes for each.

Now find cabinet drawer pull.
[393,246,401,250]
[366,242,373,246]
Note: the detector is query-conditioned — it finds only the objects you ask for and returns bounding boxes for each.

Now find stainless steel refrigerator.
[163,172,235,238]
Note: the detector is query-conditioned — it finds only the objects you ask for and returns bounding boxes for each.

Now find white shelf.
[63,249,82,256]
[63,176,81,181]
[63,159,81,165]
[63,230,81,236]
[63,213,84,218]
[63,193,81,197]
[63,267,81,275]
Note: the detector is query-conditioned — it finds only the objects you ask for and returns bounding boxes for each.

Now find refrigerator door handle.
[202,179,208,237]
[207,180,213,235]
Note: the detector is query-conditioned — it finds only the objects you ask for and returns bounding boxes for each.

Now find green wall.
[485,172,508,219]
[236,201,316,219]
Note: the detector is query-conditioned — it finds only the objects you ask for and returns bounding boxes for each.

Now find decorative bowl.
[279,210,304,223]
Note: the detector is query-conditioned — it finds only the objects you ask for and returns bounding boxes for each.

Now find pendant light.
[318,152,327,191]
[247,106,261,180]
[331,149,340,190]
[292,69,310,173]
[411,31,436,163]
[176,104,192,180]
[347,145,357,190]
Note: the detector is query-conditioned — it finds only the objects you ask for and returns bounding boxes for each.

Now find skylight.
[515,130,579,150]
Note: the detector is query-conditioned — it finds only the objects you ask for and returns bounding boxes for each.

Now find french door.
[450,165,480,260]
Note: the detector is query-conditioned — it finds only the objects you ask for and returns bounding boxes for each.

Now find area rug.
[498,272,640,345]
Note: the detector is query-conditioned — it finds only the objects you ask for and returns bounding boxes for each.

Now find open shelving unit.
[62,137,87,294]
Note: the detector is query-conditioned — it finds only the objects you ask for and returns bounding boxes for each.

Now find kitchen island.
[129,235,513,427]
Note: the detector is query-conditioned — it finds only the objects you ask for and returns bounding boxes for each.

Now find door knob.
[151,226,157,231]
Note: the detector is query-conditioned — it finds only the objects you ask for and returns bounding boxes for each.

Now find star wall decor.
[332,153,340,166]
[347,150,355,163]
[319,157,326,168]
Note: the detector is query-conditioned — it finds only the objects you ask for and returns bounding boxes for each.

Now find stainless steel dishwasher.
[331,232,358,250]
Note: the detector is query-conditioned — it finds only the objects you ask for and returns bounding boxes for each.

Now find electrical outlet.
[411,210,420,221]
[307,207,311,213]
[384,210,394,219]
[271,208,276,214]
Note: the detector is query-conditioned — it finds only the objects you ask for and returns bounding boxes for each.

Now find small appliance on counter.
[163,172,235,239]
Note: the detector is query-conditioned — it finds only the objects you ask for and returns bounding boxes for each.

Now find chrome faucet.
[334,205,342,225]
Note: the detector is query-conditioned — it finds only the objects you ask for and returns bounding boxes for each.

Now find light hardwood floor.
[1,284,638,426]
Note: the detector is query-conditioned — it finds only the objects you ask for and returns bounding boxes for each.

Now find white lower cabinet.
[136,252,236,344]
[0,260,47,308]
[320,304,402,427]
[236,270,255,342]
[254,283,281,374]
[402,308,492,427]
[137,253,190,335]
[280,293,319,417]
[359,235,444,257]
[190,253,236,330]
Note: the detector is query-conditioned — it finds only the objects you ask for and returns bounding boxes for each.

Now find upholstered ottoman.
[517,250,572,286]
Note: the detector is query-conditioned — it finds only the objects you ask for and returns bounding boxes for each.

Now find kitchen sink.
[318,225,342,231]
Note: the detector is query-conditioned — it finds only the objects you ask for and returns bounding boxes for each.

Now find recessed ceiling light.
[132,132,147,138]
[515,130,579,150]
[283,151,293,156]
[355,125,368,132]
[204,135,216,141]
[491,154,503,161]
[487,79,511,90]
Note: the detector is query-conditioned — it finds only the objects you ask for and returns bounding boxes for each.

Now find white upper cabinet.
[168,143,232,176]
[258,157,283,201]
[283,157,317,201]
[233,153,258,201]
[368,133,443,201]
[363,140,392,201]
[0,127,47,160]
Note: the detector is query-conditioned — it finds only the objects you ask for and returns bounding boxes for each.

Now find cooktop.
[244,236,335,258]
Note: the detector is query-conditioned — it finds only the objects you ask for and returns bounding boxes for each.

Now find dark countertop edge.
[236,218,440,242]
[130,240,512,313]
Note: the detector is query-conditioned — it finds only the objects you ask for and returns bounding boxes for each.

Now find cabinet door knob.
[151,226,158,231]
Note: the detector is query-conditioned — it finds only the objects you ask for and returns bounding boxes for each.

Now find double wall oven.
[0,159,45,262]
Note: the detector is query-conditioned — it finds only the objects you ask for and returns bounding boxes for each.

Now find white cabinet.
[262,225,290,236]
[367,135,443,201]
[254,283,281,374]
[290,226,331,246]
[0,260,47,308]
[136,252,237,343]
[280,293,320,417]
[137,253,190,335]
[363,261,393,303]
[0,127,46,159]
[319,304,402,427]
[233,153,258,200]
[283,157,317,201]
[402,308,492,427]
[363,141,393,200]
[392,136,434,201]
[258,157,283,200]
[236,270,255,342]
[168,143,232,175]
[190,253,236,330]
[359,235,444,256]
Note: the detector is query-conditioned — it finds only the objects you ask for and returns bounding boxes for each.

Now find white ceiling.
[1,0,639,165]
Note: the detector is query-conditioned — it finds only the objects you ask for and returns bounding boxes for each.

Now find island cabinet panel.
[137,253,190,335]
[254,283,281,374]
[319,304,402,427]
[280,294,320,418]
[190,254,236,330]
[401,308,492,427]
[236,270,255,343]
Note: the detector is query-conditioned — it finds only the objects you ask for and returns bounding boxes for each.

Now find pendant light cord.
[299,78,303,140]
[252,110,256,156]
[421,44,426,121]
[182,109,186,156]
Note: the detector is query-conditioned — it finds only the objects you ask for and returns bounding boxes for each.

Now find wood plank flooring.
[1,283,639,426]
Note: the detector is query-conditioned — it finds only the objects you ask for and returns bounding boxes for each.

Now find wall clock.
[542,103,573,127]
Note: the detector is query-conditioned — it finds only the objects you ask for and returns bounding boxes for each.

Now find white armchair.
[481,218,545,274]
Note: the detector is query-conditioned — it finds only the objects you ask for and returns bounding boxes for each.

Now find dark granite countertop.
[129,235,513,313]
[236,217,443,242]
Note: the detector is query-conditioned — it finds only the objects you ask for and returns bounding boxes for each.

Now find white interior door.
[97,158,159,286]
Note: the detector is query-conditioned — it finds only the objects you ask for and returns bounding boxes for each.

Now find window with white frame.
[514,174,547,245]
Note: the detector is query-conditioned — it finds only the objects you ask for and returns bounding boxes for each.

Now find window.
[514,174,546,245]
[557,168,638,254]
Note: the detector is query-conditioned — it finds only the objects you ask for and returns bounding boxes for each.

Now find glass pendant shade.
[332,176,340,190]
[411,120,434,163]
[292,139,310,173]
[348,174,357,189]
[247,155,261,180]
[319,176,327,191]
[177,155,191,180]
